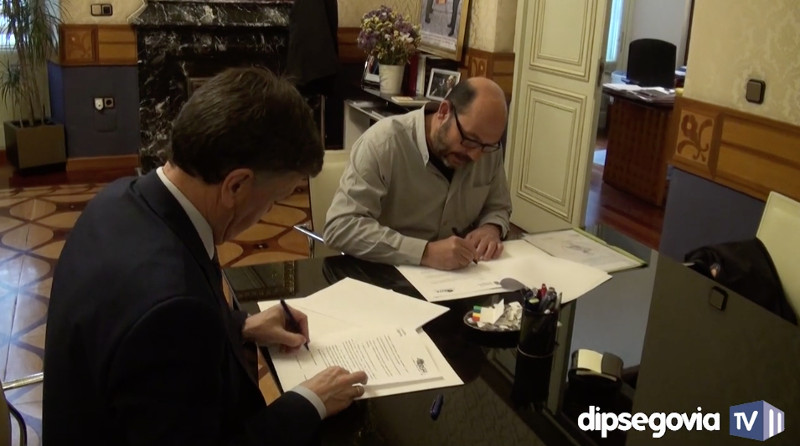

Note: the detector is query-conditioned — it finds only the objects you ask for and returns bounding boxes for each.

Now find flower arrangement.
[357,6,421,66]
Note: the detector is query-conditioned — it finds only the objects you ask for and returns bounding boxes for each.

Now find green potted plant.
[0,0,66,170]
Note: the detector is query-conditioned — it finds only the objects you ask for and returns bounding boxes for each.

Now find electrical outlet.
[94,98,104,111]
[103,97,115,109]
[90,3,113,16]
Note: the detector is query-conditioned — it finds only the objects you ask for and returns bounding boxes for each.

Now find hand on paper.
[465,224,503,260]
[421,236,476,270]
[303,366,369,417]
[242,304,309,352]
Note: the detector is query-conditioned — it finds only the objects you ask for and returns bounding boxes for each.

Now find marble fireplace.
[130,0,293,172]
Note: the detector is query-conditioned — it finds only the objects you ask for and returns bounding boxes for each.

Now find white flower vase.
[379,64,405,95]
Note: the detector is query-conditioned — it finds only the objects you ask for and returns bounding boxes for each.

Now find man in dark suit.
[42,68,368,445]
[424,0,461,36]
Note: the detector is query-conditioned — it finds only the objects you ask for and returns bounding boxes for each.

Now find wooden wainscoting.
[463,48,515,100]
[60,25,138,66]
[670,96,800,202]
[66,154,141,173]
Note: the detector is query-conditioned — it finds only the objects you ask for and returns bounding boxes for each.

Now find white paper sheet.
[257,279,462,398]
[299,278,448,329]
[272,327,441,387]
[396,240,611,303]
[523,229,645,273]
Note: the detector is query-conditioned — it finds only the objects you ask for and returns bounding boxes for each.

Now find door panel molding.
[531,0,598,81]
[514,83,587,220]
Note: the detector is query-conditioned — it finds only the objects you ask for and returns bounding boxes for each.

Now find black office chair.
[625,38,676,88]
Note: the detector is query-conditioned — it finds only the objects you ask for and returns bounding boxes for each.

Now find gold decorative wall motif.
[675,111,714,165]
[670,96,800,202]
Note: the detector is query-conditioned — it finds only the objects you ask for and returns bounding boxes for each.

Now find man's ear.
[437,100,451,120]
[219,168,255,206]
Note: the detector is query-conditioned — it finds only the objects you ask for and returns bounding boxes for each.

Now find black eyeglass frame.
[450,103,504,153]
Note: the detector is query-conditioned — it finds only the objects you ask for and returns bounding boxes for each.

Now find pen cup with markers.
[513,287,561,405]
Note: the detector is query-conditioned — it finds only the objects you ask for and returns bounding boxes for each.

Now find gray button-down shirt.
[324,107,512,265]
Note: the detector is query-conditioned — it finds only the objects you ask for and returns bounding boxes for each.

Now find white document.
[273,327,440,387]
[300,278,448,329]
[523,229,645,273]
[396,240,611,303]
[257,279,462,398]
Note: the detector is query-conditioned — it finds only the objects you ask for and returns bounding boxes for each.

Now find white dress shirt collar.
[155,167,216,260]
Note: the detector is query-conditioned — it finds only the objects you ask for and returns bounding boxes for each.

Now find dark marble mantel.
[131,0,293,172]
[130,0,291,28]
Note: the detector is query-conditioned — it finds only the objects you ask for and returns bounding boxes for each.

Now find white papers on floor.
[257,278,462,398]
[395,240,611,303]
[523,229,645,273]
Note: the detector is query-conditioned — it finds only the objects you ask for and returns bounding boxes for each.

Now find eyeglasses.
[450,104,503,153]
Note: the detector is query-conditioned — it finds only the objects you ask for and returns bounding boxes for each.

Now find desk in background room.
[602,86,675,206]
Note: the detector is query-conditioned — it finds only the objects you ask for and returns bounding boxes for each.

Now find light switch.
[745,79,765,104]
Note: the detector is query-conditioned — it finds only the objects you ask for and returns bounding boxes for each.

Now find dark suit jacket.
[42,172,320,445]
[286,0,339,93]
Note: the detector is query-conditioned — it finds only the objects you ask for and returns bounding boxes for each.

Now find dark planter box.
[4,121,66,170]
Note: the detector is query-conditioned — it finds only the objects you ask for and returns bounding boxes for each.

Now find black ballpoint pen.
[279,299,309,351]
[430,394,444,420]
[451,227,479,264]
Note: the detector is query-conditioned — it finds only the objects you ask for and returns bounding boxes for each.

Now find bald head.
[446,76,508,120]
[441,77,508,149]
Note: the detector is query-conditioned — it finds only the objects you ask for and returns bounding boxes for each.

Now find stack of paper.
[523,229,645,273]
[258,278,462,399]
[395,240,611,303]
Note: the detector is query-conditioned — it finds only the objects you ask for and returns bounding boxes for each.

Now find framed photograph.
[418,0,470,61]
[426,68,461,101]
[362,55,380,86]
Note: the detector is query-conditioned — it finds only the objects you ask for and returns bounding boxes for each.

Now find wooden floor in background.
[0,149,665,250]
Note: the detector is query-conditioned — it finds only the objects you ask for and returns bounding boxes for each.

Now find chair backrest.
[626,38,676,88]
[757,191,800,316]
[308,149,351,257]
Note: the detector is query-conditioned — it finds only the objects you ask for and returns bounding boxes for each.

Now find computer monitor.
[626,38,677,88]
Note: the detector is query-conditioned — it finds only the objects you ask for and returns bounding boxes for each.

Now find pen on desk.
[430,394,444,420]
[279,299,309,351]
[451,227,479,264]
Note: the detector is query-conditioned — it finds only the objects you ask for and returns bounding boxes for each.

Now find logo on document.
[415,358,427,374]
[730,401,785,441]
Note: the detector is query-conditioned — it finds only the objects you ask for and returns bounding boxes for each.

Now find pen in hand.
[451,227,479,264]
[279,299,309,351]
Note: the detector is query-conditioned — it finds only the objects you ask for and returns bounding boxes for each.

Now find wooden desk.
[602,87,674,206]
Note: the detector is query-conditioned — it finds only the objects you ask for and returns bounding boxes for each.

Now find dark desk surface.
[602,86,675,110]
[234,227,800,446]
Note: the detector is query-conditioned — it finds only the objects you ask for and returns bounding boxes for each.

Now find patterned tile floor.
[1,181,312,445]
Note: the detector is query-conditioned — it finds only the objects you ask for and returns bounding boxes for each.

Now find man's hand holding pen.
[463,224,503,261]
[242,302,310,352]
[421,235,477,270]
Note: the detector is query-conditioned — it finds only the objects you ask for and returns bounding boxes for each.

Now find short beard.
[431,118,454,167]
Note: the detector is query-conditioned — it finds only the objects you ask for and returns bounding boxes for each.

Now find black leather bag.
[685,238,797,325]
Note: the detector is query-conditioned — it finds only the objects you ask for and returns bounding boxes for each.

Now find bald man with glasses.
[325,77,512,271]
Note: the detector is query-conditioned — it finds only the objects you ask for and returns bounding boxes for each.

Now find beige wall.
[628,0,692,67]
[61,0,145,24]
[683,0,800,126]
[337,0,516,53]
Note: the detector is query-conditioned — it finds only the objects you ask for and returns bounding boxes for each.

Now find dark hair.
[169,67,323,184]
[445,79,476,113]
